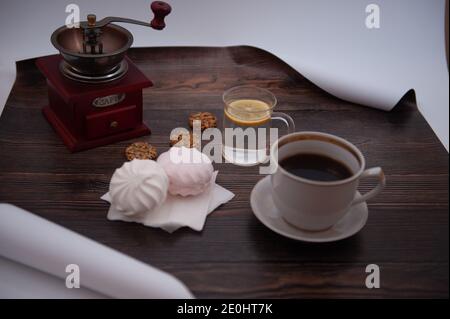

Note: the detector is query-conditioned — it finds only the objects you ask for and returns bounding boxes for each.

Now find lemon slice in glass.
[224,99,271,126]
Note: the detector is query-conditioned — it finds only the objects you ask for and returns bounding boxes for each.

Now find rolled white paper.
[0,204,193,299]
[0,256,105,299]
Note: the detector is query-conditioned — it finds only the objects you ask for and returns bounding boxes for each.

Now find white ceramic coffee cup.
[270,131,385,231]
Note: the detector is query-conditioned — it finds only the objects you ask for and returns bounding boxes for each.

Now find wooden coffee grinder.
[37,1,171,152]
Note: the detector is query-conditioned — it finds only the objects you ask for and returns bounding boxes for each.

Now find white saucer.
[250,175,369,243]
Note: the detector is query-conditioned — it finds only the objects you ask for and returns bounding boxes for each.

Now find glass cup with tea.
[222,85,295,166]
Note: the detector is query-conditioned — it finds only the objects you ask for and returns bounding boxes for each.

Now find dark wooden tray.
[0,46,448,298]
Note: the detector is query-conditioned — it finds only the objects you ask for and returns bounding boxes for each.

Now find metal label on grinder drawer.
[92,93,126,108]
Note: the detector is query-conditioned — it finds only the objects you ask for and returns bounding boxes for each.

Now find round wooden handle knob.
[87,14,97,27]
[150,1,172,30]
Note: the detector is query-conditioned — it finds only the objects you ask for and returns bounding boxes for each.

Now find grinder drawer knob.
[110,121,119,128]
[150,1,172,30]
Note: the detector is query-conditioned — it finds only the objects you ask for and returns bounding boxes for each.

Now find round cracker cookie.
[125,142,158,161]
[189,112,217,131]
[169,129,200,149]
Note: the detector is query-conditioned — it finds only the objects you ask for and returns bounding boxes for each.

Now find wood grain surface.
[0,46,448,298]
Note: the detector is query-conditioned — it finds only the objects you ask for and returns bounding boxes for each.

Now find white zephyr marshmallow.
[109,160,169,216]
[157,147,214,197]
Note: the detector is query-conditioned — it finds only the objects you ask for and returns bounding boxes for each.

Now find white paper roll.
[0,256,106,299]
[0,204,193,299]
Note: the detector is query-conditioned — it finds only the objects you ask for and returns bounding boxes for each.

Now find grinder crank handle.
[150,1,172,30]
[83,1,172,30]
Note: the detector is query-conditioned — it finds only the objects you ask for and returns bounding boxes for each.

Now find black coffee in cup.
[279,153,352,182]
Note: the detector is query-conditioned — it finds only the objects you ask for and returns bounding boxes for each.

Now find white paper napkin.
[101,171,234,233]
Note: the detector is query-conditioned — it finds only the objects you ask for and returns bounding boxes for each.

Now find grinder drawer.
[85,105,138,139]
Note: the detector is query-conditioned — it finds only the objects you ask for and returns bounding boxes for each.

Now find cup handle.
[271,112,295,134]
[351,167,386,206]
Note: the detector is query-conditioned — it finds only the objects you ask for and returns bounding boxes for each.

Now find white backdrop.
[0,0,448,298]
[0,0,448,150]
